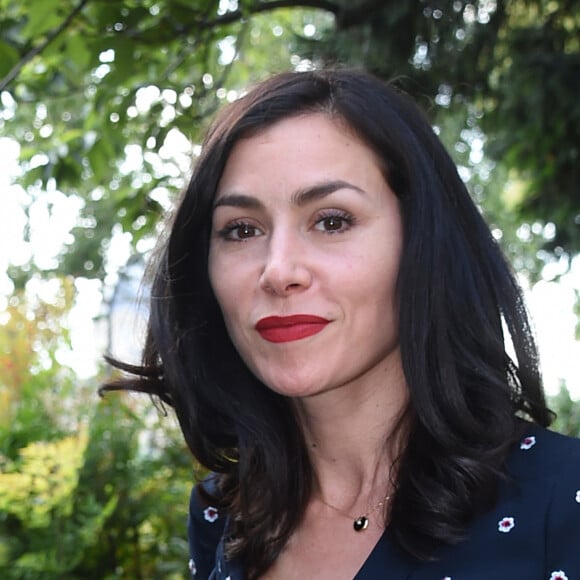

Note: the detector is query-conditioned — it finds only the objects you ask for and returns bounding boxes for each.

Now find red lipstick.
[255,315,330,343]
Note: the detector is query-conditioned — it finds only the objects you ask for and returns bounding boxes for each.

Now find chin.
[258,373,323,399]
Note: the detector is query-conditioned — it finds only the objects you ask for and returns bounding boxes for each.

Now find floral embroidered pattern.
[520,435,536,450]
[498,516,515,533]
[440,577,452,580]
[575,490,580,504]
[203,506,219,523]
[549,571,568,580]
[188,558,197,575]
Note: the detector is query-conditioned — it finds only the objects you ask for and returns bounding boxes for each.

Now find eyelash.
[216,220,261,241]
[314,209,357,233]
[216,209,357,242]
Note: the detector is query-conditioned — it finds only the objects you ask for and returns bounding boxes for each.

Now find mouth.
[255,314,330,343]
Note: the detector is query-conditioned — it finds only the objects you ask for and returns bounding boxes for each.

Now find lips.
[255,314,330,343]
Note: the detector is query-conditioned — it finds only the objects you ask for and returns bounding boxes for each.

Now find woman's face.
[208,113,403,399]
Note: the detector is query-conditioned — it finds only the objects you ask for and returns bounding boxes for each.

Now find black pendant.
[353,516,369,532]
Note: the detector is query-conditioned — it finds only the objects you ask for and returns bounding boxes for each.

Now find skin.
[209,113,409,578]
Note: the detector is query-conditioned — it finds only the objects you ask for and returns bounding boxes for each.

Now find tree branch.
[0,0,91,93]
[334,0,392,29]
[201,0,389,29]
[127,0,383,44]
[191,0,340,28]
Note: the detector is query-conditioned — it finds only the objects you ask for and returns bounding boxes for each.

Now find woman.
[103,69,580,579]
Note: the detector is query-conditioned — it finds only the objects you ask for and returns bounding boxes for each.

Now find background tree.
[1,0,578,282]
[0,281,197,578]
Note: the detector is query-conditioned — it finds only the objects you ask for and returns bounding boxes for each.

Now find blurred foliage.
[0,278,76,455]
[0,284,200,578]
[0,430,89,528]
[0,0,578,283]
[550,383,580,437]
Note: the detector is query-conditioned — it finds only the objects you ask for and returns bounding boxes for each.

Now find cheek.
[360,250,401,316]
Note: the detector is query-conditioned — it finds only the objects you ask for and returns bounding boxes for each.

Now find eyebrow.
[213,179,365,210]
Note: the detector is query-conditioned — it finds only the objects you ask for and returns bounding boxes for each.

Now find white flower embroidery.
[549,571,568,580]
[575,490,580,503]
[520,435,536,450]
[498,516,515,532]
[188,558,197,575]
[203,505,219,523]
[441,577,452,580]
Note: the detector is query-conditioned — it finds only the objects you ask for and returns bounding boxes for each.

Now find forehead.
[211,113,397,221]
[217,113,383,190]
[234,112,359,149]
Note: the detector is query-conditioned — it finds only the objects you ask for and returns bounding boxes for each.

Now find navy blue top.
[187,425,580,579]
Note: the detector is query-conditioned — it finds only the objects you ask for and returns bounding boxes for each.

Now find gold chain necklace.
[319,493,391,532]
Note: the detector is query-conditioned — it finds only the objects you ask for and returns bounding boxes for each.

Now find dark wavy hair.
[102,69,552,577]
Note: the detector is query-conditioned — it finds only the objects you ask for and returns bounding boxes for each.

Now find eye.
[217,221,263,241]
[314,211,356,233]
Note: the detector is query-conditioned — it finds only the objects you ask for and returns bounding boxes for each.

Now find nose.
[259,230,312,296]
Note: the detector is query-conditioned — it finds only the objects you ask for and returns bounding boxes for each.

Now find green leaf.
[87,138,110,180]
[59,128,85,145]
[0,41,19,77]
[109,36,135,81]
[65,33,92,70]
[21,0,63,38]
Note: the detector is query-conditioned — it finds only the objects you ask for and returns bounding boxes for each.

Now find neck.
[293,353,408,510]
